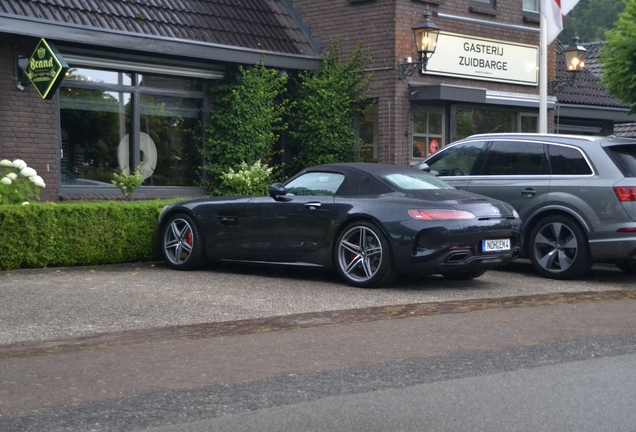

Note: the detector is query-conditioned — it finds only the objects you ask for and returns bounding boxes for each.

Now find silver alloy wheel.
[163,218,194,265]
[532,221,578,273]
[337,225,384,283]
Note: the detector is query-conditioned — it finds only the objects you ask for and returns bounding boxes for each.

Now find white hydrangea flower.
[21,167,37,178]
[31,175,46,188]
[0,159,13,167]
[0,177,12,185]
[12,159,27,170]
[7,172,17,180]
[22,201,30,205]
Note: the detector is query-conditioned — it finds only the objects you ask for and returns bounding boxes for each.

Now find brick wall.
[0,33,60,201]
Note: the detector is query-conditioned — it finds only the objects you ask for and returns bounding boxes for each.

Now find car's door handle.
[521,188,537,198]
[304,202,322,210]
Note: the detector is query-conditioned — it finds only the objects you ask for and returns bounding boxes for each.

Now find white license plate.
[482,239,511,252]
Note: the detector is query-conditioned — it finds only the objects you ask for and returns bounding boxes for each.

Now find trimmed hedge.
[0,200,176,270]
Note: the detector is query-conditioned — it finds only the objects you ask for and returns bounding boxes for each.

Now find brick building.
[2,0,633,201]
[292,0,552,167]
[0,0,320,201]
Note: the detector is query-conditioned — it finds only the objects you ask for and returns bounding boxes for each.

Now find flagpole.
[539,12,548,134]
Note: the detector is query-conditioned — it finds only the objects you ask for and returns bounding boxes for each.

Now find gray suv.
[419,133,636,279]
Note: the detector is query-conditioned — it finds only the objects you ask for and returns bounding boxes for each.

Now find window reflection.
[60,88,130,185]
[138,73,201,92]
[65,68,133,86]
[139,95,202,186]
[358,104,378,162]
[455,108,514,140]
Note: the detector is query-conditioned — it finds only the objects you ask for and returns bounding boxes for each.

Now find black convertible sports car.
[157,163,521,288]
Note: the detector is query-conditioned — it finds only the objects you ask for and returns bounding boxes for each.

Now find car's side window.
[482,141,549,175]
[548,145,593,175]
[426,141,486,176]
[285,172,345,197]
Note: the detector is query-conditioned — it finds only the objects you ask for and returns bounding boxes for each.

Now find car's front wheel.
[528,215,591,280]
[162,213,205,270]
[334,221,396,288]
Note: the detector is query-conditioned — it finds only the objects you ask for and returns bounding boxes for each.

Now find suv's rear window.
[606,145,636,177]
[548,145,592,175]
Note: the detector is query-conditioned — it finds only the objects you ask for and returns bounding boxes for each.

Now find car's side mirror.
[417,162,431,172]
[268,182,286,200]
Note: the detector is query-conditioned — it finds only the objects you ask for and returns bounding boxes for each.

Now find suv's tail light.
[409,209,476,220]
[614,187,636,202]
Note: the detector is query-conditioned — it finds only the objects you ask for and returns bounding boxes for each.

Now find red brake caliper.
[350,241,358,261]
[186,230,193,246]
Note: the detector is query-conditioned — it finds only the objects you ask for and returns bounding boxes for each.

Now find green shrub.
[112,165,144,200]
[221,160,273,196]
[0,200,176,270]
[203,63,287,195]
[286,41,372,174]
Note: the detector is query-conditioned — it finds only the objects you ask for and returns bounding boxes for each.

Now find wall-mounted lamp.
[549,36,587,93]
[398,6,441,80]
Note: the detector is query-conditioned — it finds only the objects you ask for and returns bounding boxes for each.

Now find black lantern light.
[398,6,441,80]
[550,35,587,92]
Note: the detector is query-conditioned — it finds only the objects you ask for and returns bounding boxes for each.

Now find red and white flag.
[540,0,581,44]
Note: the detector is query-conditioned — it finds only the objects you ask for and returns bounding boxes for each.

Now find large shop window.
[60,68,205,187]
[412,107,444,161]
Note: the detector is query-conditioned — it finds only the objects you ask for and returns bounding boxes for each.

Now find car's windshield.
[384,173,454,190]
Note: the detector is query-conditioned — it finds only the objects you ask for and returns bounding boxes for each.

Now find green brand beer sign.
[24,39,69,100]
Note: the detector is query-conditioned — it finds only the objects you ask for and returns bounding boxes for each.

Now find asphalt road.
[154,353,636,432]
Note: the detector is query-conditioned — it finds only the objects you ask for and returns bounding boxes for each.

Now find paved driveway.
[1,259,633,345]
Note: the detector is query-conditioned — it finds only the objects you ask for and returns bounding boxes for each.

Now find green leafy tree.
[562,0,625,42]
[203,64,288,195]
[286,40,372,175]
[600,0,636,113]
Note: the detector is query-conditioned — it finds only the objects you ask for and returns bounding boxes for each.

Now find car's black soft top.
[303,163,439,196]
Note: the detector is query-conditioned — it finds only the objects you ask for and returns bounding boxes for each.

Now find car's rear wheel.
[529,215,591,280]
[441,269,487,280]
[335,221,396,288]
[162,213,205,270]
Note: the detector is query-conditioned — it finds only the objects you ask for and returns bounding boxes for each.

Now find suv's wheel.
[334,221,396,288]
[162,213,205,270]
[528,215,592,280]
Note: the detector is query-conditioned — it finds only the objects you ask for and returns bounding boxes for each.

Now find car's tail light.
[617,228,636,233]
[408,209,476,220]
[614,187,636,202]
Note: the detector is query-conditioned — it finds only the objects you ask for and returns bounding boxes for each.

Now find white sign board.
[426,32,539,86]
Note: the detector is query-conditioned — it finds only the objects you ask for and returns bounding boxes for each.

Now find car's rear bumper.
[391,220,522,275]
[589,234,636,262]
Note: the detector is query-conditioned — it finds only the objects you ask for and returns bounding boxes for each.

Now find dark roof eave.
[557,104,636,122]
[1,15,321,71]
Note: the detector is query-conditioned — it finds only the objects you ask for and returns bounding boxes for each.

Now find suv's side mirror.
[269,182,287,200]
